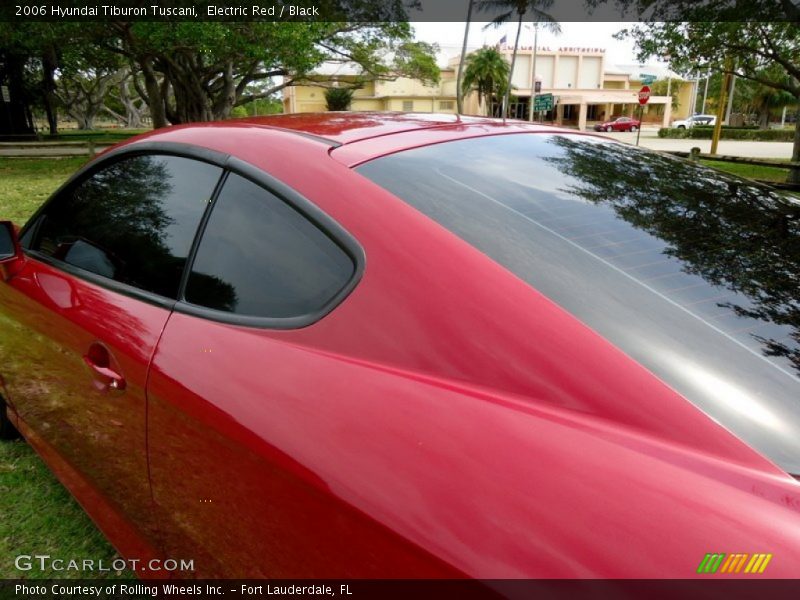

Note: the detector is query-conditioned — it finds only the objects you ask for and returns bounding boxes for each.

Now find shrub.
[658,127,794,141]
[325,87,354,111]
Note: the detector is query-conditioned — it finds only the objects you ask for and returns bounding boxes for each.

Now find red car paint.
[1,113,799,578]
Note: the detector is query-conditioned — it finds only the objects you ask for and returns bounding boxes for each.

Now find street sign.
[533,93,554,112]
[638,85,651,105]
[639,73,657,84]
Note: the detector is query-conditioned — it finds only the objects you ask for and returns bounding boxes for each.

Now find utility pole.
[456,0,474,115]
[711,58,733,155]
[725,72,737,124]
[701,74,710,114]
[687,72,698,116]
[528,23,539,122]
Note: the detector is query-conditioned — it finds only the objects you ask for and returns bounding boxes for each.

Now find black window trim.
[20,141,366,329]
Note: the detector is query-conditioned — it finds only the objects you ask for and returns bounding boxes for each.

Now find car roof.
[117,112,587,168]
[214,112,568,145]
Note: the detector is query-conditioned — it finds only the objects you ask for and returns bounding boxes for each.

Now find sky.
[412,22,660,69]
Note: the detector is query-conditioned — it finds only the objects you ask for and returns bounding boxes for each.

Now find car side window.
[32,154,223,299]
[184,172,355,319]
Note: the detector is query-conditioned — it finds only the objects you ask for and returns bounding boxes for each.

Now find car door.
[145,170,452,577]
[0,151,223,560]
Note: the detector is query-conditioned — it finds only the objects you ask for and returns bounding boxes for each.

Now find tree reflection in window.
[542,136,800,374]
[35,154,225,299]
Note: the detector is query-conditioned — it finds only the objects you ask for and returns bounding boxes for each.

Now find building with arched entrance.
[453,45,694,129]
[283,45,696,130]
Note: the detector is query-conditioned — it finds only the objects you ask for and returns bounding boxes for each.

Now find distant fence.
[0,141,115,158]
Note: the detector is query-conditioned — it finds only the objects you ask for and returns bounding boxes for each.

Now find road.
[590,128,794,159]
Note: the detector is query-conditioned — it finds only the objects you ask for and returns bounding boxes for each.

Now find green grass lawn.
[0,157,88,226]
[699,159,794,183]
[0,440,129,579]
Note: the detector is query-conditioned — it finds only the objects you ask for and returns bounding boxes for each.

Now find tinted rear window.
[357,133,800,473]
[185,173,355,319]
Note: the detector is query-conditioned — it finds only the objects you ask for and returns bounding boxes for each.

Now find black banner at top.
[1,0,798,22]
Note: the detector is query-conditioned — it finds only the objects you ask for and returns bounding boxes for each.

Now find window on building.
[402,100,414,112]
[439,101,454,111]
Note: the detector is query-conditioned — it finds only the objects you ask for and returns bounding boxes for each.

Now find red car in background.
[1,113,799,578]
[593,116,641,131]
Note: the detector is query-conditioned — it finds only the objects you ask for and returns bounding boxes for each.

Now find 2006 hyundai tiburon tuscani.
[1,113,799,578]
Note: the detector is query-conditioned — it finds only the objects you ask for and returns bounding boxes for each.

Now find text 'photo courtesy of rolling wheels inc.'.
[1,0,800,599]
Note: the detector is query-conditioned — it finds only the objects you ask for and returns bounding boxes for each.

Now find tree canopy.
[617,18,800,182]
[1,15,439,131]
[90,21,438,127]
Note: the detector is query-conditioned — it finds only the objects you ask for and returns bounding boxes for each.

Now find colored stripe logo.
[697,553,772,574]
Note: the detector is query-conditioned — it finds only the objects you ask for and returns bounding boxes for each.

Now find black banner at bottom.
[3,580,800,600]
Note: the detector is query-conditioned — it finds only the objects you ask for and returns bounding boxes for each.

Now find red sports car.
[593,116,641,132]
[1,113,799,579]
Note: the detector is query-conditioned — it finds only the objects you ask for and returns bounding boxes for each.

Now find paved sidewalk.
[0,141,115,157]
[590,129,794,159]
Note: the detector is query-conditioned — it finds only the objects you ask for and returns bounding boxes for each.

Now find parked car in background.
[592,116,641,132]
[672,114,717,129]
[2,113,800,578]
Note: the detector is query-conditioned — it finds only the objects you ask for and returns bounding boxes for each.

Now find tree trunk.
[117,75,145,128]
[789,104,800,184]
[212,60,236,120]
[165,56,214,124]
[456,0,474,114]
[0,52,34,135]
[41,47,58,135]
[758,107,769,129]
[141,59,167,128]
[42,91,57,136]
[502,14,523,119]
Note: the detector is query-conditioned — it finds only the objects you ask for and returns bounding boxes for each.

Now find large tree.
[616,6,800,182]
[102,68,150,129]
[88,20,438,128]
[0,22,76,135]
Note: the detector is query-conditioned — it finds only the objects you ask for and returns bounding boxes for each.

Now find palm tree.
[456,0,475,114]
[738,71,796,129]
[479,0,560,118]
[461,47,510,116]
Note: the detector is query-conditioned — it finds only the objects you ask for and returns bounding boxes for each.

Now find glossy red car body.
[1,113,799,579]
[592,116,641,132]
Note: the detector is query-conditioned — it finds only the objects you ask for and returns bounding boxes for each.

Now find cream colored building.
[283,47,696,131]
[451,45,695,129]
[282,62,460,115]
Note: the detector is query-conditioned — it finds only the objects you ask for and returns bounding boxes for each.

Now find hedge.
[658,126,794,141]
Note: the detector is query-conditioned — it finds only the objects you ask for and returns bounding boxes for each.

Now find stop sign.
[638,85,651,105]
